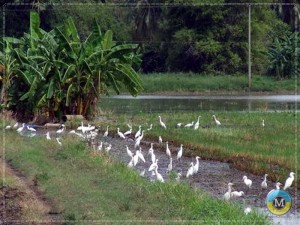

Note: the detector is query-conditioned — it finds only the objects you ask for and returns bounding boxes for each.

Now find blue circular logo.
[266,190,292,215]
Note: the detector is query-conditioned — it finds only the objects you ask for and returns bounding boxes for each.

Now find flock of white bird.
[4,115,296,213]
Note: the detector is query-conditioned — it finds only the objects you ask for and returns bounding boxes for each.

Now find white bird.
[148,145,156,164]
[103,125,109,137]
[212,115,221,126]
[105,144,112,152]
[56,137,62,146]
[186,162,194,178]
[133,151,139,166]
[148,159,158,172]
[166,141,171,158]
[158,116,167,129]
[175,172,182,182]
[139,169,145,177]
[134,130,144,148]
[17,123,25,133]
[27,126,36,132]
[184,121,194,128]
[261,119,265,127]
[126,145,134,158]
[153,165,164,183]
[98,142,103,151]
[283,172,295,190]
[177,144,183,161]
[5,125,12,129]
[124,128,132,136]
[193,156,201,174]
[128,157,134,168]
[46,131,51,140]
[231,191,245,198]
[56,124,65,134]
[147,124,153,131]
[275,182,282,190]
[13,122,19,129]
[243,176,252,189]
[176,123,182,128]
[223,182,233,201]
[167,158,173,173]
[158,136,163,144]
[194,116,201,130]
[261,174,268,190]
[117,128,126,139]
[244,207,252,215]
[137,147,145,163]
[135,125,142,139]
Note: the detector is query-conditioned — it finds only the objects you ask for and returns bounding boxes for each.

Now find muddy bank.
[101,135,300,225]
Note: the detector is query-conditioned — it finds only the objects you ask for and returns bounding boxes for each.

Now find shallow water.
[100,94,299,114]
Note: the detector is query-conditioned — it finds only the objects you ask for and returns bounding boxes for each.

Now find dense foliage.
[0,11,142,121]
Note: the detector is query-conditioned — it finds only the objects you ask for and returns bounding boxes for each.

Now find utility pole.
[248,4,251,91]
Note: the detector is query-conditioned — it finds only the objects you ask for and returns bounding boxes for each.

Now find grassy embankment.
[103,111,299,187]
[0,126,269,224]
[139,73,296,94]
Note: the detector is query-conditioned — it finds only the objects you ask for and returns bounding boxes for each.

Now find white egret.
[98,142,103,151]
[166,141,171,158]
[275,182,282,190]
[137,147,146,163]
[231,191,245,198]
[184,121,194,128]
[135,125,142,139]
[176,123,182,128]
[148,159,158,172]
[13,122,19,129]
[186,162,194,178]
[153,165,164,183]
[167,157,173,173]
[194,116,201,130]
[5,125,12,130]
[27,126,36,132]
[283,172,295,190]
[147,124,153,131]
[148,145,156,164]
[158,136,163,144]
[243,176,252,189]
[134,130,144,148]
[128,157,134,168]
[261,119,265,127]
[212,115,221,126]
[105,144,112,152]
[17,123,25,133]
[56,137,62,146]
[158,116,167,129]
[261,174,268,190]
[140,169,145,177]
[103,125,109,137]
[133,151,139,166]
[124,128,132,136]
[177,144,183,161]
[148,143,154,153]
[175,172,182,182]
[126,145,134,158]
[117,128,126,139]
[56,124,66,134]
[193,156,201,174]
[244,207,252,215]
[223,183,233,201]
[46,131,51,140]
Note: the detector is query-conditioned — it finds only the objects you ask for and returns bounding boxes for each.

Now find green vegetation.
[0,129,269,224]
[0,12,142,121]
[139,73,296,93]
[104,111,299,186]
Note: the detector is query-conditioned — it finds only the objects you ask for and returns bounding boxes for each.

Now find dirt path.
[0,159,61,224]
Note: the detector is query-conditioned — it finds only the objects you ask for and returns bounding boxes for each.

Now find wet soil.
[99,134,300,225]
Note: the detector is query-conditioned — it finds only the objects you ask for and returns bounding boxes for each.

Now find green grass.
[138,73,296,93]
[0,129,269,224]
[104,111,299,187]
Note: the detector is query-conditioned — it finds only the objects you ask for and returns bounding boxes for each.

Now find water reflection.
[100,95,299,114]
